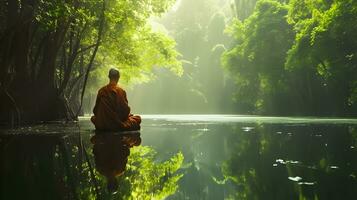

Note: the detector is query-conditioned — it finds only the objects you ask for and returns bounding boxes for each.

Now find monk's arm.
[118,90,130,117]
[93,91,101,115]
[123,91,131,116]
[124,92,135,117]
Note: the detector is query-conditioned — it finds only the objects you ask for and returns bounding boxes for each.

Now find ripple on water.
[242,127,254,132]
[298,182,316,186]
[288,176,302,182]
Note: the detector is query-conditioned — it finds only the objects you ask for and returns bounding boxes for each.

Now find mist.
[127,0,237,114]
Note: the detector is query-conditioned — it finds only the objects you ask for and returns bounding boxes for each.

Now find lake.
[1,115,357,200]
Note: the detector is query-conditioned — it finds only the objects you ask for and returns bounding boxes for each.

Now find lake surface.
[2,115,357,199]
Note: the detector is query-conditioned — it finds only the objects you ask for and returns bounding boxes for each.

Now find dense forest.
[223,0,357,116]
[129,0,357,116]
[0,0,182,125]
[0,0,356,125]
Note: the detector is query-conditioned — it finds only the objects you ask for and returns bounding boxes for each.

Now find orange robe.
[91,83,141,131]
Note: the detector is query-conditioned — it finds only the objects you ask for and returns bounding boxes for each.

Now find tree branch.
[76,0,106,117]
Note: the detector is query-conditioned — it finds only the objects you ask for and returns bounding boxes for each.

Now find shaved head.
[108,68,120,80]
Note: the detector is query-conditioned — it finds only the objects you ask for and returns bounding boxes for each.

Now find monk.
[91,68,141,131]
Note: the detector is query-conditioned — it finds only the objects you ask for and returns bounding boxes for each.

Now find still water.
[1,115,357,200]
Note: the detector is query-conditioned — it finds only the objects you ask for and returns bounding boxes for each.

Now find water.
[1,115,357,199]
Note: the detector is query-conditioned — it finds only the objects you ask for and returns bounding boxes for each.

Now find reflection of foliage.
[221,125,281,200]
[123,146,184,200]
[221,124,357,200]
[0,125,183,199]
[0,128,87,200]
[80,146,184,200]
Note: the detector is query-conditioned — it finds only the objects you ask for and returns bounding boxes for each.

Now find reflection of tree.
[221,124,293,200]
[120,146,183,200]
[81,139,184,200]
[222,124,357,200]
[0,124,184,199]
[0,131,83,200]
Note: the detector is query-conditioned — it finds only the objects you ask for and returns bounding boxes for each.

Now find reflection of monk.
[91,68,141,131]
[91,133,141,192]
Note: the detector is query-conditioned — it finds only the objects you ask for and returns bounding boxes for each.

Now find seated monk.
[91,68,141,131]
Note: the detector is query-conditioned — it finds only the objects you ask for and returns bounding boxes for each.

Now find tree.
[222,0,357,116]
[286,0,357,116]
[222,0,294,114]
[0,0,182,125]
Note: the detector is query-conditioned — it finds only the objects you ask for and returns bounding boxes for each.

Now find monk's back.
[92,84,130,131]
[91,68,141,131]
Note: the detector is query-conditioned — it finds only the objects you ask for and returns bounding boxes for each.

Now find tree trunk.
[76,0,106,116]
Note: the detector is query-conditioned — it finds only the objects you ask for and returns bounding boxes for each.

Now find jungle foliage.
[0,0,182,124]
[223,0,357,116]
